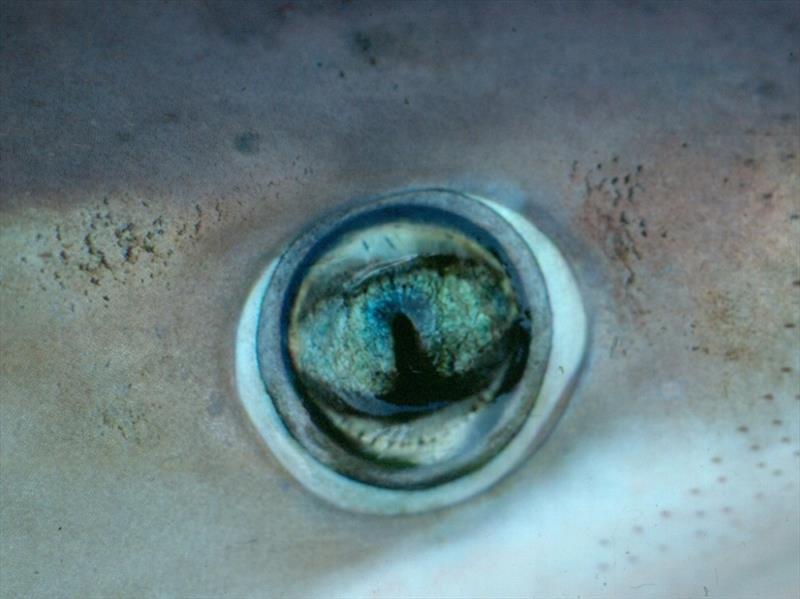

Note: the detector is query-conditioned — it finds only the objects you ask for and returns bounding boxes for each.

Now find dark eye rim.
[256,189,553,489]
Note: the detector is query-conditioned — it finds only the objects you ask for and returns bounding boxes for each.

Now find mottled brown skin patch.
[572,157,649,323]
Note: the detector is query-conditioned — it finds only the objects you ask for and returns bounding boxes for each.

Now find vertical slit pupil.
[391,313,428,377]
[385,312,437,408]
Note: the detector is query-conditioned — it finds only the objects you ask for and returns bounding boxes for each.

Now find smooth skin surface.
[1,1,798,597]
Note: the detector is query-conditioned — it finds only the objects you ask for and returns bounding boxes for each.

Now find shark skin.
[1,1,798,597]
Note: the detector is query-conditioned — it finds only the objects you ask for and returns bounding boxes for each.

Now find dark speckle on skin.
[353,31,377,65]
[354,32,372,53]
[755,80,779,98]
[234,131,261,155]
[207,391,226,417]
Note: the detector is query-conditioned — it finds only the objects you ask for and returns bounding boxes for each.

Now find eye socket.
[236,189,586,513]
[278,205,549,490]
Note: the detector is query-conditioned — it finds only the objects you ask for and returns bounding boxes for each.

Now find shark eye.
[236,189,586,513]
[280,205,546,491]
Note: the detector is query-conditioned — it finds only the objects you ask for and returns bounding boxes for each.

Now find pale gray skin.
[1,1,798,597]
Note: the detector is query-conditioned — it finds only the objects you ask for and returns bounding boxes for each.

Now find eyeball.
[235,189,587,514]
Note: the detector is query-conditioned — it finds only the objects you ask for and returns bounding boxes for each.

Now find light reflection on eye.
[236,189,587,513]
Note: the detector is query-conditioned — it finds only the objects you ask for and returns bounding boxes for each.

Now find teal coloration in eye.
[249,190,568,494]
[289,253,529,420]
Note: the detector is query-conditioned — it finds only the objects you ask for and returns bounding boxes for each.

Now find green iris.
[289,254,525,418]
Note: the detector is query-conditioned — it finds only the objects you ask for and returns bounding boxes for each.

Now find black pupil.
[379,311,516,414]
[381,313,444,409]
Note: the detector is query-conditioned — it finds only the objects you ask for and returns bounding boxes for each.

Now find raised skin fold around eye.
[239,189,584,511]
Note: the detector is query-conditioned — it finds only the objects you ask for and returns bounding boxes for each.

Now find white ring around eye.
[234,192,587,514]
